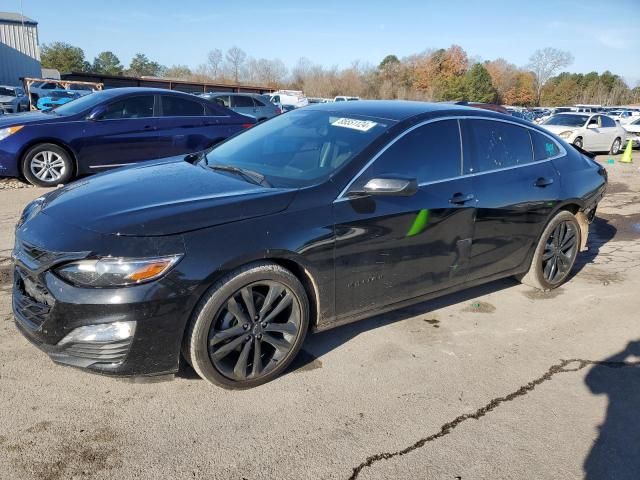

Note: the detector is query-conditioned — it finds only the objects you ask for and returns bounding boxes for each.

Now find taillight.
[242,123,253,129]
[275,107,282,115]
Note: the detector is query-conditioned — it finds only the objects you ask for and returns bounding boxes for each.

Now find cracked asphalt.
[1,151,640,480]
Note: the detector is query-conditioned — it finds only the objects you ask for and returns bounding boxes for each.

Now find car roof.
[96,87,198,98]
[305,100,502,122]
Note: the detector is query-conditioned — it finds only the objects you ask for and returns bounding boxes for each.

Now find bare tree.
[528,47,574,105]
[207,49,222,79]
[225,46,247,83]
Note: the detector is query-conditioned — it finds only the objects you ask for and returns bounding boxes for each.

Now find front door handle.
[534,177,554,187]
[449,192,475,205]
[143,125,155,130]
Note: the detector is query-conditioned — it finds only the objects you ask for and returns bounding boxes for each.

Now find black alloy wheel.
[208,281,301,381]
[542,220,578,285]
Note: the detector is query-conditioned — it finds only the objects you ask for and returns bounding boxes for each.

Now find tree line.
[40,42,640,106]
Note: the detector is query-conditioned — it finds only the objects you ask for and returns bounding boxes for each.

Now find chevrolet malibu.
[13,102,607,389]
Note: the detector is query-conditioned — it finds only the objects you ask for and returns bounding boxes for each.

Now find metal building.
[0,12,41,86]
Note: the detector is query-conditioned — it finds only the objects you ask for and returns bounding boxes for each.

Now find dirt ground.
[1,151,639,480]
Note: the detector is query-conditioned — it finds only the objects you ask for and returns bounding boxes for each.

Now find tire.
[183,261,309,389]
[518,211,581,291]
[610,137,621,155]
[22,143,74,187]
[573,137,583,149]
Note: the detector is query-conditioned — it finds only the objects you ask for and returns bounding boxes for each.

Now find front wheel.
[518,211,581,291]
[22,143,73,187]
[610,137,621,155]
[183,262,309,389]
[573,137,583,149]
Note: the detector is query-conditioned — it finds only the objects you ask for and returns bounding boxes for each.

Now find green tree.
[378,54,400,70]
[92,51,123,75]
[40,42,89,72]
[127,53,164,77]
[465,64,497,103]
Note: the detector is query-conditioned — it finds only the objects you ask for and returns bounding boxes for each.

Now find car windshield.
[205,109,394,188]
[0,87,16,96]
[49,91,107,116]
[544,114,589,127]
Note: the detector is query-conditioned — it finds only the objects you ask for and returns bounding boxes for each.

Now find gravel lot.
[1,152,639,480]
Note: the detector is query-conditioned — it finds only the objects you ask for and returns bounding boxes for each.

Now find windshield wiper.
[208,164,271,187]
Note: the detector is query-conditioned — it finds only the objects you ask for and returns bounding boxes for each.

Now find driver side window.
[102,96,154,120]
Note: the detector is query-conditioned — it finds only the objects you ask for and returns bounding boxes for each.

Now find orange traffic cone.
[620,139,633,164]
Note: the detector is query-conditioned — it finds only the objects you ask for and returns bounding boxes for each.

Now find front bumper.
[11,215,193,377]
[0,104,17,114]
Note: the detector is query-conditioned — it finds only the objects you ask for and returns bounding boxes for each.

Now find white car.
[540,113,627,154]
[607,110,637,124]
[623,117,640,147]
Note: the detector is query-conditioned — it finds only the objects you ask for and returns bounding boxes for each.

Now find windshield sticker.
[331,118,378,132]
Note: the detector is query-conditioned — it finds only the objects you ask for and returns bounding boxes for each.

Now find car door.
[155,95,209,157]
[461,119,562,281]
[583,115,604,151]
[77,94,159,169]
[230,95,256,117]
[333,119,476,319]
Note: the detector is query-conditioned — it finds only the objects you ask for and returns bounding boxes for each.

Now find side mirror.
[87,106,105,121]
[350,177,418,197]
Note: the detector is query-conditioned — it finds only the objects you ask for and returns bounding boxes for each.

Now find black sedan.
[12,101,606,388]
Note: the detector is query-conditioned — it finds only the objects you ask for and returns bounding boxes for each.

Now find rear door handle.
[143,125,155,130]
[449,193,475,205]
[534,177,554,187]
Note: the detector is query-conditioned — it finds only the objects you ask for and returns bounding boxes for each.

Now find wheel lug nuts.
[256,334,262,340]
[254,315,259,320]
[243,324,249,330]
[245,335,251,341]
[261,322,267,328]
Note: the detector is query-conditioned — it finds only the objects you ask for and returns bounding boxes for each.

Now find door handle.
[534,177,554,187]
[449,193,475,205]
[143,125,155,130]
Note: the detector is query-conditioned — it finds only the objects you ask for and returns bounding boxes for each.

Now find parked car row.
[540,112,627,154]
[0,87,255,186]
[0,85,29,113]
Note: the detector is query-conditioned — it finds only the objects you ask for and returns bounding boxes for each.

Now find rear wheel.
[519,211,581,291]
[573,137,583,149]
[183,262,309,389]
[610,137,621,155]
[22,143,73,187]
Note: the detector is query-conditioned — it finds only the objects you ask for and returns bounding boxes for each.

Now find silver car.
[201,92,281,122]
[0,85,29,113]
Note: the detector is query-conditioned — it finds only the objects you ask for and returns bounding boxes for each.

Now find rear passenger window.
[530,131,560,161]
[253,97,265,107]
[601,116,616,128]
[232,96,254,108]
[360,119,462,185]
[463,120,533,173]
[161,96,205,116]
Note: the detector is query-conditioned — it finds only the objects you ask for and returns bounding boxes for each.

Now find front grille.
[19,240,61,266]
[63,340,132,364]
[13,270,51,330]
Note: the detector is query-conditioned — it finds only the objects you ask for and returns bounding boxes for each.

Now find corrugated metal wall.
[0,21,41,86]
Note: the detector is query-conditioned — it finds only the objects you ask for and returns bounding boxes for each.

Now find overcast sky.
[16,0,640,86]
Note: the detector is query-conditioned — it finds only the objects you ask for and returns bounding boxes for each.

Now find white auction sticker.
[331,118,378,132]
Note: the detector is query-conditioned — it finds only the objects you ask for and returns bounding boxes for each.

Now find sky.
[12,0,640,86]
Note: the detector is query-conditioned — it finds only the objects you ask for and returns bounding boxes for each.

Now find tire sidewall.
[610,138,621,155]
[22,143,73,187]
[530,211,581,290]
[186,263,310,389]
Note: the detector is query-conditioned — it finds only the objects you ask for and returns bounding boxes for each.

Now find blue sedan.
[0,87,255,186]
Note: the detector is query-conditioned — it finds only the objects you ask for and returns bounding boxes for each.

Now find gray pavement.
[1,152,639,480]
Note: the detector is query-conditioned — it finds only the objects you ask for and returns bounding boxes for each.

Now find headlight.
[55,255,182,287]
[558,130,574,139]
[0,125,24,141]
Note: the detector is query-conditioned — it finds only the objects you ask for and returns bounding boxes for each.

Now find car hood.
[624,125,640,133]
[39,157,297,236]
[540,124,579,135]
[0,111,59,127]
